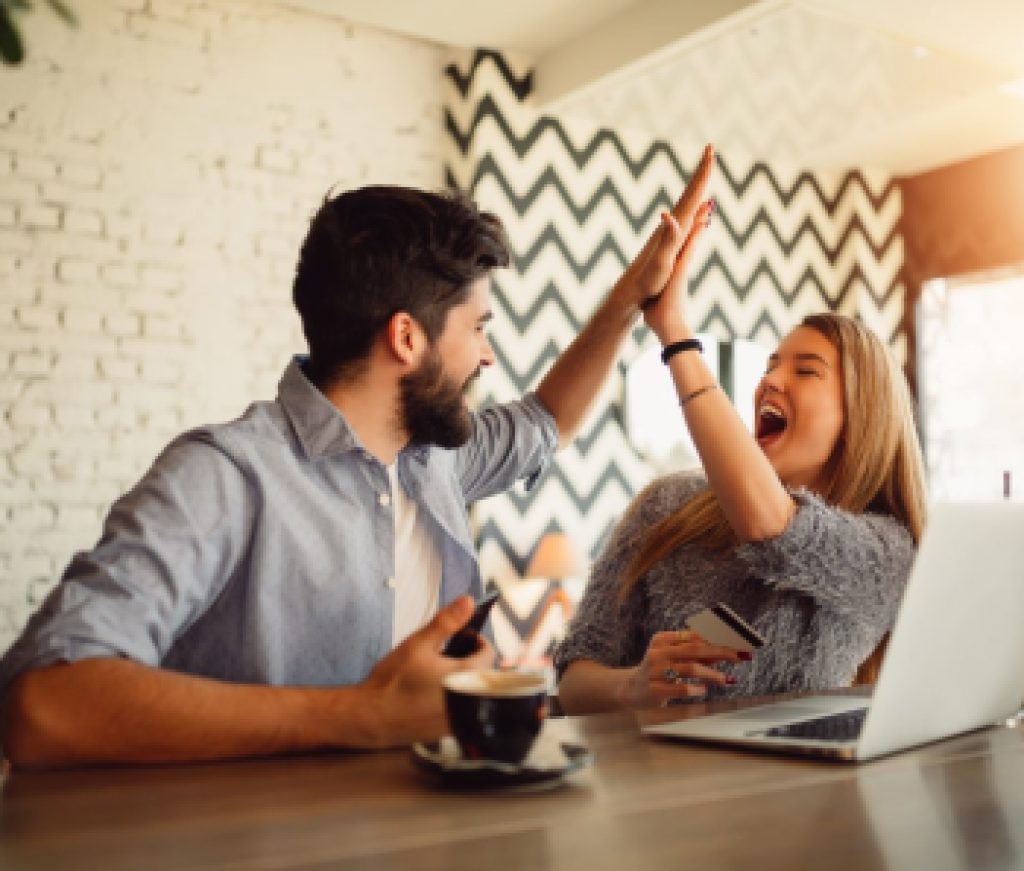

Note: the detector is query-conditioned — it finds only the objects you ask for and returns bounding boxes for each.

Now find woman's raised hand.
[641,198,714,345]
[618,629,743,709]
[617,144,715,340]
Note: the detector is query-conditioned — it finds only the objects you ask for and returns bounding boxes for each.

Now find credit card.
[685,602,765,653]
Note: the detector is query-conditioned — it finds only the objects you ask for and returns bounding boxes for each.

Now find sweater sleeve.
[734,489,916,630]
[553,472,705,677]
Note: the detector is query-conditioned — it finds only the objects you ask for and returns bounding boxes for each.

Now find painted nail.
[738,651,753,661]
[725,676,737,685]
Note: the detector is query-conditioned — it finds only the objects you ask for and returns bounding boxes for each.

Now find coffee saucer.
[411,735,593,791]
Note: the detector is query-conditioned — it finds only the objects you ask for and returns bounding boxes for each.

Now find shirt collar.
[277,357,434,466]
[277,357,366,460]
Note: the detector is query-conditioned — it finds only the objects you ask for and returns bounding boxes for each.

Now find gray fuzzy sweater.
[554,472,916,698]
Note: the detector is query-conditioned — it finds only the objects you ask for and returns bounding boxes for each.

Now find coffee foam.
[444,669,547,697]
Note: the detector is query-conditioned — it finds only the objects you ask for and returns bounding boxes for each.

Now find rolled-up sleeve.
[0,433,250,696]
[456,393,558,503]
[735,490,915,629]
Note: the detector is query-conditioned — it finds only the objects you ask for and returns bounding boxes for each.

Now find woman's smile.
[755,397,788,450]
[753,326,844,491]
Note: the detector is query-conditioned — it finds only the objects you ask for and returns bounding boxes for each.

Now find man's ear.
[385,312,428,367]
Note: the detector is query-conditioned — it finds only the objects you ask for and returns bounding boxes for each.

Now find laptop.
[643,502,1024,761]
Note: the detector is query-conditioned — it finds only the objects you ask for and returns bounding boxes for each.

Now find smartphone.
[685,602,765,653]
[443,590,500,658]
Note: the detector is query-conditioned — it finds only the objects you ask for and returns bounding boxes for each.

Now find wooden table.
[2,693,1023,870]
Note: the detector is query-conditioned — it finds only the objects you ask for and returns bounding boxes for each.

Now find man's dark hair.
[292,186,510,387]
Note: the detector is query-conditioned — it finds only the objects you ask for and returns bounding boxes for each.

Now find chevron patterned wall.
[444,49,906,642]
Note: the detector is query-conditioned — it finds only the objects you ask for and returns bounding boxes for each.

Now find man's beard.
[399,350,479,449]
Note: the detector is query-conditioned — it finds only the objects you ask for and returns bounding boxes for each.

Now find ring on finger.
[663,667,679,682]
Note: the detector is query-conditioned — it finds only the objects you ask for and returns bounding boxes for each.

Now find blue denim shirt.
[0,359,557,690]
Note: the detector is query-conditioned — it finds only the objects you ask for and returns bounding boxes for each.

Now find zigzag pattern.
[445,95,897,211]
[468,155,900,261]
[445,49,532,101]
[443,49,906,606]
[490,225,901,310]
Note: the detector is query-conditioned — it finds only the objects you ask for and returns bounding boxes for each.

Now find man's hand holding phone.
[442,590,500,658]
[355,596,496,748]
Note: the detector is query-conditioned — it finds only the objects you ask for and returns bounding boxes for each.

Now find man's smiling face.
[399,275,495,448]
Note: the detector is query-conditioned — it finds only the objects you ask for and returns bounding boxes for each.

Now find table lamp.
[525,532,585,581]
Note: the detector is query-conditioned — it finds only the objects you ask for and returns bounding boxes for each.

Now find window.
[624,337,770,472]
[917,265,1024,501]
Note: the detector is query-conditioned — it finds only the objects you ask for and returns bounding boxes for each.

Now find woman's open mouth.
[756,401,788,448]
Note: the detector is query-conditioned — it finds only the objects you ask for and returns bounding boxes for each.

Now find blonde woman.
[555,150,927,714]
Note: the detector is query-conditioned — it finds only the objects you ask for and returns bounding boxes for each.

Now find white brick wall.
[0,0,446,649]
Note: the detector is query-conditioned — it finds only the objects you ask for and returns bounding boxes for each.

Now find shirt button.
[378,492,391,508]
[385,577,396,589]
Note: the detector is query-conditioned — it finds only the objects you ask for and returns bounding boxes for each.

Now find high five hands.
[618,144,715,344]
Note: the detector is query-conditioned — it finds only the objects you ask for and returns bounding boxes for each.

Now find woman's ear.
[385,311,428,367]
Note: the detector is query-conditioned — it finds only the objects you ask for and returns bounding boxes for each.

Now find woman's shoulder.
[629,469,708,523]
[794,488,913,540]
[780,488,917,574]
[857,506,917,563]
[598,470,707,554]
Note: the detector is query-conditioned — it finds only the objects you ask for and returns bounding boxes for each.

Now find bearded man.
[0,152,713,767]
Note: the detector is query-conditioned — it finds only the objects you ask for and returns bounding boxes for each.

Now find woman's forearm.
[557,659,634,715]
[660,325,795,541]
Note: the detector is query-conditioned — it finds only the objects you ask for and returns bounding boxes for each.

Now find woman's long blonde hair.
[622,313,928,682]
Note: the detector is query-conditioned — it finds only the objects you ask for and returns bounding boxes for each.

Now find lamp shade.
[525,532,585,580]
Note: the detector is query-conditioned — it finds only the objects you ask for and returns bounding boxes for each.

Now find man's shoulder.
[184,398,292,451]
[155,398,296,477]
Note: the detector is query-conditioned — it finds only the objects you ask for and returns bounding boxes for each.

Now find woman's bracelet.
[680,384,718,407]
[661,338,702,364]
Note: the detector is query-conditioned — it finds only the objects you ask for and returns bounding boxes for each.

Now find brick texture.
[0,0,445,649]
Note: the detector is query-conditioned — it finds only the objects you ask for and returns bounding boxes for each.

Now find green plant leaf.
[0,5,26,65]
[45,0,77,27]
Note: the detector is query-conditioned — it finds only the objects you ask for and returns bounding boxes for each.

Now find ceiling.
[284,0,1024,175]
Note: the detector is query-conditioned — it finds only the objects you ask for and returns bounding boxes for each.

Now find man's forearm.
[535,281,640,447]
[2,595,485,769]
[1,658,372,768]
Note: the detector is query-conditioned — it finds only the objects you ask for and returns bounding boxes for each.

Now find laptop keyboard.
[763,707,868,742]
